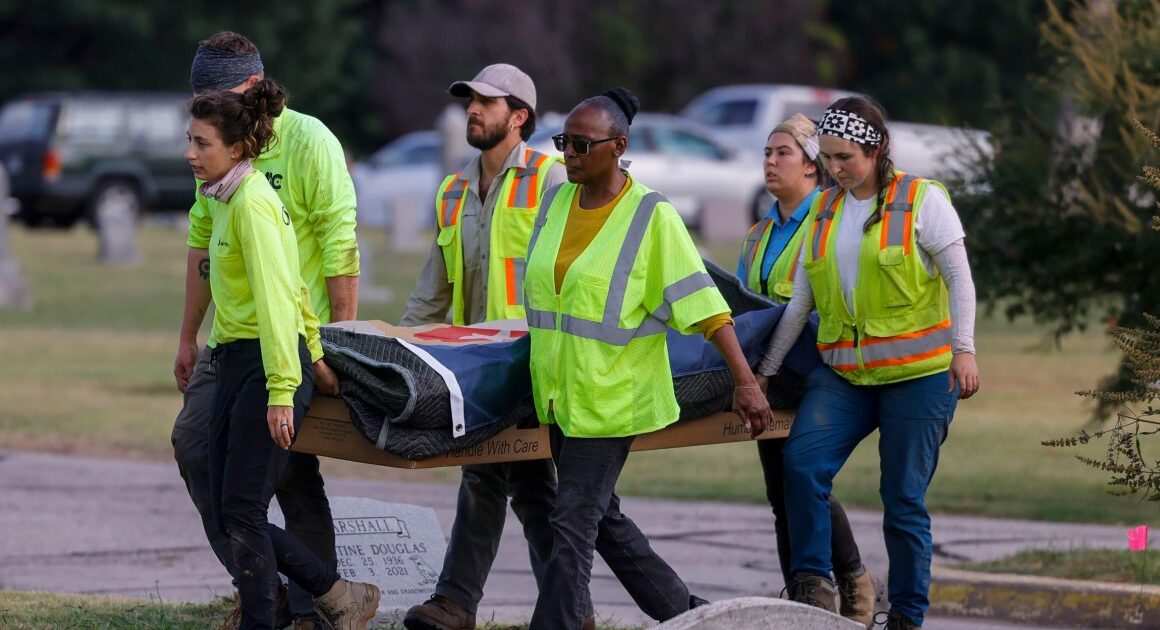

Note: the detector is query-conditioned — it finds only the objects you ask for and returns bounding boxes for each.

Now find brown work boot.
[786,573,839,613]
[402,594,477,630]
[836,565,880,627]
[875,610,922,629]
[581,613,596,630]
[315,579,381,630]
[218,585,294,630]
[293,616,334,630]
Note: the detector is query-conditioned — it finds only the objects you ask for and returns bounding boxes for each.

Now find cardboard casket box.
[291,319,794,469]
[293,395,793,469]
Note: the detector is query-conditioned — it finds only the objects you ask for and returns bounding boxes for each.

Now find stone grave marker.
[271,496,447,616]
[0,165,30,309]
[95,184,140,264]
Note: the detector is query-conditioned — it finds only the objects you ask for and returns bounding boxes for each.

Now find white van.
[681,84,991,200]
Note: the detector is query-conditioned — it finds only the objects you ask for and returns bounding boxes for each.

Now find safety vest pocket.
[496,207,538,259]
[437,225,459,283]
[877,246,916,308]
[569,273,611,323]
[802,257,835,320]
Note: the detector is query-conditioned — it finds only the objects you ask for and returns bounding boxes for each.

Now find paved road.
[1,450,1120,628]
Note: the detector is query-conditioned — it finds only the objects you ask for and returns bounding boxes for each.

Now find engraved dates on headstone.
[272,496,448,609]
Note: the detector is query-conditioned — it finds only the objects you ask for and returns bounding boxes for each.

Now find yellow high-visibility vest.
[524,180,730,437]
[434,147,560,324]
[803,172,953,385]
[739,215,807,303]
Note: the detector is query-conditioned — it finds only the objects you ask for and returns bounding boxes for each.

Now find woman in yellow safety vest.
[523,88,774,630]
[737,113,875,626]
[182,81,380,629]
[755,96,980,630]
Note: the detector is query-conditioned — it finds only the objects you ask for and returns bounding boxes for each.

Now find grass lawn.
[0,590,637,629]
[0,223,1151,524]
[959,548,1160,585]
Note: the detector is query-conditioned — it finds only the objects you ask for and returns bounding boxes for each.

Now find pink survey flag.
[1127,525,1149,552]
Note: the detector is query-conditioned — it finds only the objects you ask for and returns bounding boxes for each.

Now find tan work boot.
[581,613,596,630]
[836,565,880,627]
[786,573,839,613]
[402,594,476,630]
[315,579,381,630]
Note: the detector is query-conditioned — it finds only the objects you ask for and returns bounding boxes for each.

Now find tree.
[957,0,1160,414]
[0,0,382,151]
[823,0,1050,127]
[1043,119,1160,502]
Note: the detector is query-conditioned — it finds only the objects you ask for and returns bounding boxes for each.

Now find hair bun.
[244,78,287,119]
[601,87,639,125]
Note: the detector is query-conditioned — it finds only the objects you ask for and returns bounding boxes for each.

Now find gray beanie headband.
[190,47,264,94]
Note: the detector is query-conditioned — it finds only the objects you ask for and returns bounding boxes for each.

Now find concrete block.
[657,597,863,630]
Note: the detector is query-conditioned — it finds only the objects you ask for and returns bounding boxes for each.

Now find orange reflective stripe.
[862,345,952,369]
[785,237,803,282]
[859,318,952,346]
[440,177,468,228]
[751,220,773,268]
[903,180,917,255]
[505,257,517,306]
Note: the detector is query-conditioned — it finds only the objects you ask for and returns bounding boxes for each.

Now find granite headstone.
[271,496,447,613]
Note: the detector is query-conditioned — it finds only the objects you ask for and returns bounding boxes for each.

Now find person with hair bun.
[756,96,979,629]
[524,88,773,629]
[174,31,360,629]
[183,81,380,630]
[738,113,877,626]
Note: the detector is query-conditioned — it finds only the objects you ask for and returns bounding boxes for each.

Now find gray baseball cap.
[448,63,537,110]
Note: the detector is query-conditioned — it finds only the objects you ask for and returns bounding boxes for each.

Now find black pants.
[757,436,862,583]
[172,347,336,621]
[530,425,690,630]
[207,339,338,630]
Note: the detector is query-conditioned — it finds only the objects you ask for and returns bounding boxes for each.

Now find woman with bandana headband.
[737,113,877,626]
[183,82,381,630]
[755,96,980,630]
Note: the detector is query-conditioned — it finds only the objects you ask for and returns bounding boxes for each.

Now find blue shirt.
[736,188,820,286]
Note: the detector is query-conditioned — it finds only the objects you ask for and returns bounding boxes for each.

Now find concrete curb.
[930,566,1160,628]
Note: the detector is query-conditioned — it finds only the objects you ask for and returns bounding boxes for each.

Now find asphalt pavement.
[0,450,1124,629]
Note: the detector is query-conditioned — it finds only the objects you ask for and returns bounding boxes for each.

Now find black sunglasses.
[551,134,621,155]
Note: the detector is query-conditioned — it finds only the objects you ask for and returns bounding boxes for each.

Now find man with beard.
[399,64,583,630]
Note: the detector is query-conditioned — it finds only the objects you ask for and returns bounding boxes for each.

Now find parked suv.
[0,92,193,227]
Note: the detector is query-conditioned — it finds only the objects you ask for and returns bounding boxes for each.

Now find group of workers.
[171,30,979,630]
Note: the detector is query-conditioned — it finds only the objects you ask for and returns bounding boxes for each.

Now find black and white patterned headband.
[818,109,883,146]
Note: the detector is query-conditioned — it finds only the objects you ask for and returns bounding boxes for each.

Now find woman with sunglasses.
[757,96,979,629]
[739,113,877,626]
[523,88,774,629]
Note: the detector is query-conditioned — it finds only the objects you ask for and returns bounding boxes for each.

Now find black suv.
[0,92,194,226]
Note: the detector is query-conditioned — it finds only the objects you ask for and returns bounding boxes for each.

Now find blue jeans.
[783,368,957,626]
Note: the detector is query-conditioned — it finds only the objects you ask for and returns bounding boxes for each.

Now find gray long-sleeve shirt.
[401,142,566,327]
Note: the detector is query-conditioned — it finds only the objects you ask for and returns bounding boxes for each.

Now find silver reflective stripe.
[526,306,556,330]
[859,324,952,365]
[883,175,917,247]
[442,188,465,200]
[664,271,714,304]
[602,192,664,325]
[526,183,564,259]
[740,219,771,280]
[820,345,858,368]
[511,167,534,207]
[811,190,842,259]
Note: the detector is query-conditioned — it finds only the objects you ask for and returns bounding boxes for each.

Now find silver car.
[529,112,768,227]
[350,130,442,229]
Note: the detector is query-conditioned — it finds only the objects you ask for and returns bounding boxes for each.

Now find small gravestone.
[437,104,471,174]
[95,184,140,264]
[699,197,751,245]
[356,235,393,304]
[0,165,30,309]
[271,496,447,616]
[389,194,425,254]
